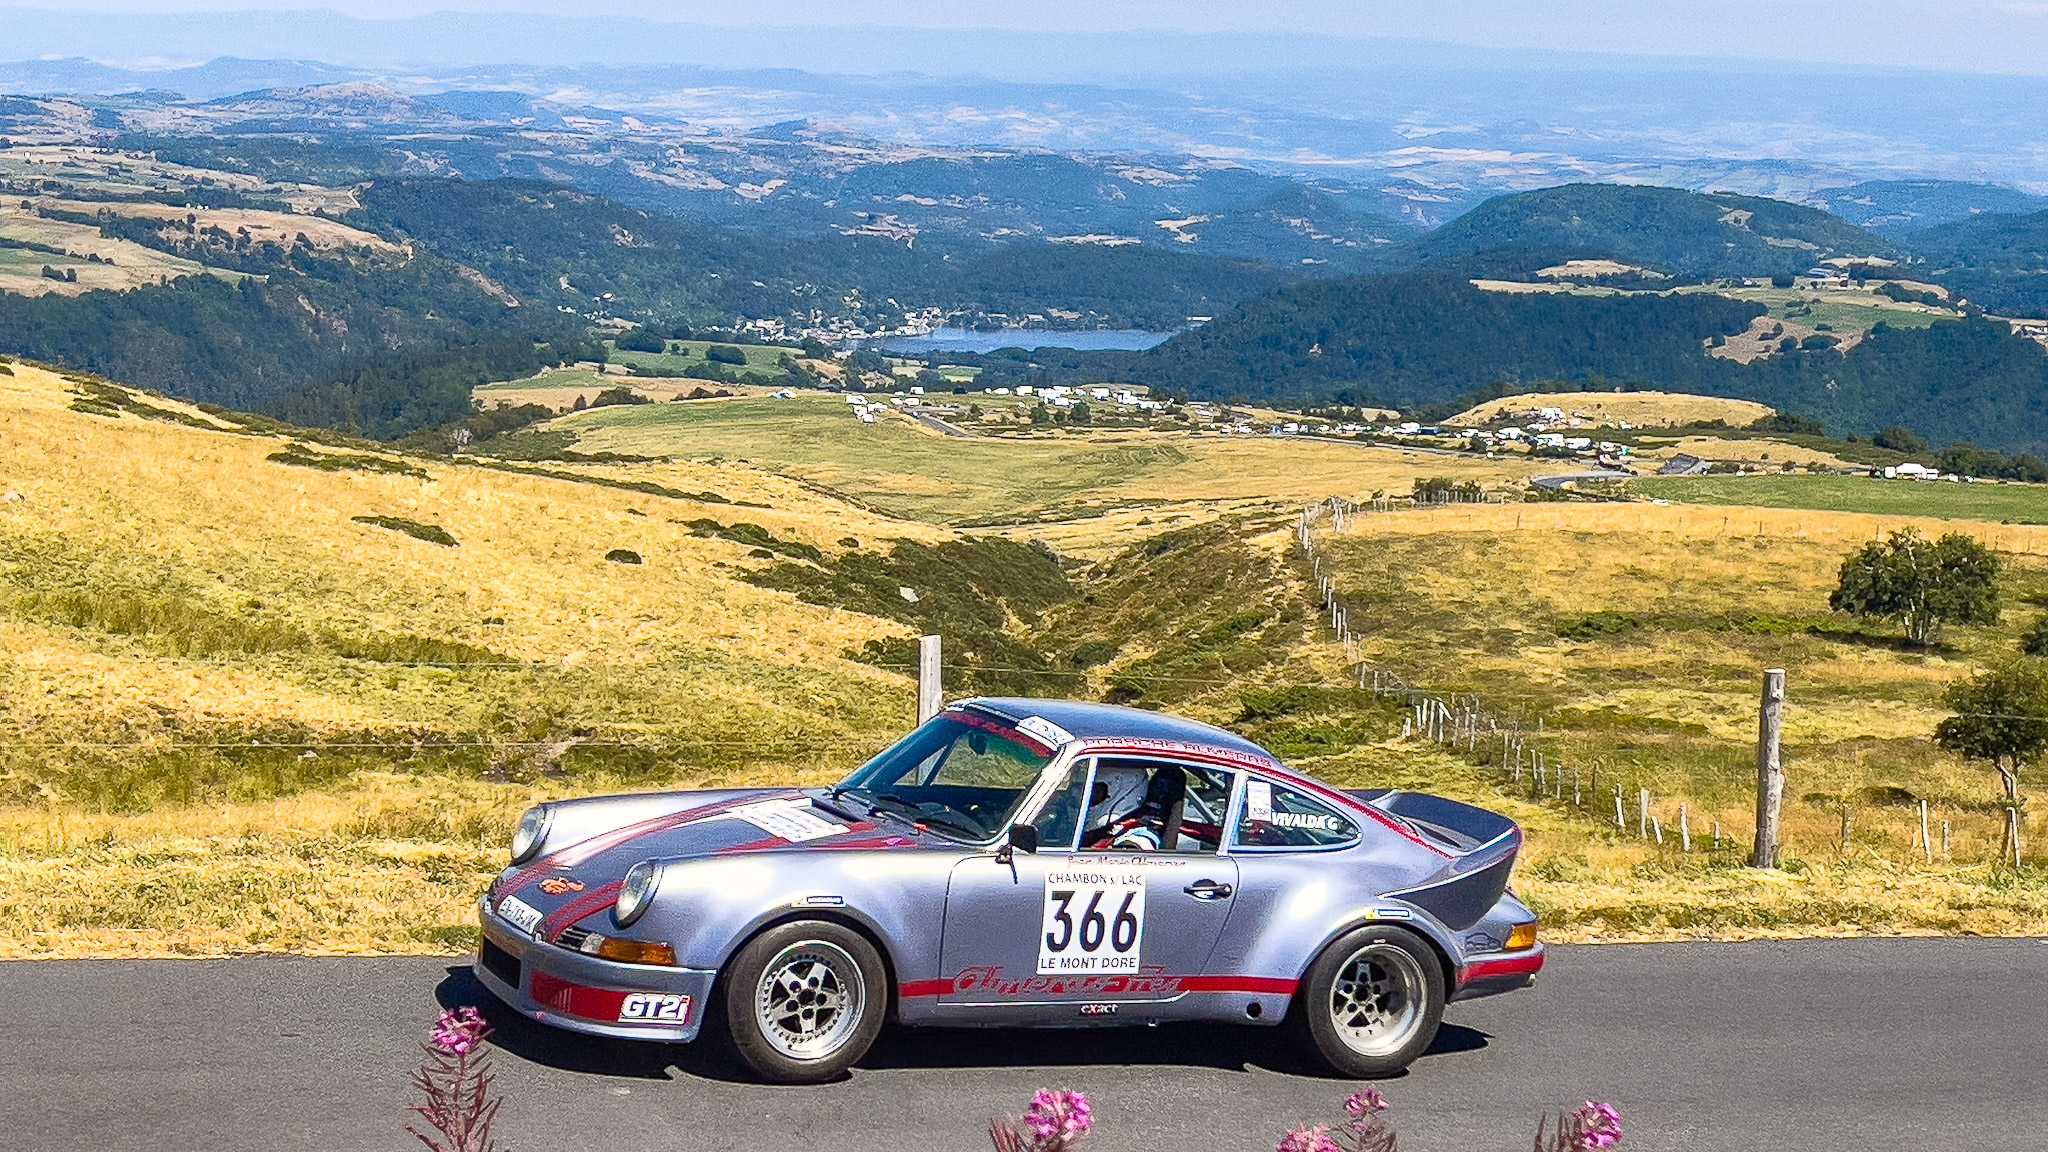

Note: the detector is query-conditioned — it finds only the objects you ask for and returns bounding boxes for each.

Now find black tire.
[721,920,887,1084]
[1292,923,1445,1077]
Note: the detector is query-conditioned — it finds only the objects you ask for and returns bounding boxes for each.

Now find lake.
[862,328,1182,355]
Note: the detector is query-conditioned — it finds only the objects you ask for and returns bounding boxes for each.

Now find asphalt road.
[2,939,2044,1152]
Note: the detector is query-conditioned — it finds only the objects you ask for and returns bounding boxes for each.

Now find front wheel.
[1293,923,1445,1077]
[721,920,887,1083]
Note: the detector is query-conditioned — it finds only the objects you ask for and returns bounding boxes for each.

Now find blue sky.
[9,1,2048,76]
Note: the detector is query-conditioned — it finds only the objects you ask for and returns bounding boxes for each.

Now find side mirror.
[998,822,1039,862]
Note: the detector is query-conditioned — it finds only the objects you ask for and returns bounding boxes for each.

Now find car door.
[936,755,1241,1022]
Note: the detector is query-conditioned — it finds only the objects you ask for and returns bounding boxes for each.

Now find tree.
[1935,661,2048,863]
[1069,400,1092,425]
[1872,425,1928,454]
[1829,529,2000,645]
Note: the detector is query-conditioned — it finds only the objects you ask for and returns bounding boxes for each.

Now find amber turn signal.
[595,938,678,966]
[1505,921,1540,952]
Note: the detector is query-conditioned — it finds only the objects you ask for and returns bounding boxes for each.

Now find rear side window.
[1231,778,1359,850]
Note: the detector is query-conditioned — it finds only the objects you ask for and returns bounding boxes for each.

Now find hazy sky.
[10,0,2048,75]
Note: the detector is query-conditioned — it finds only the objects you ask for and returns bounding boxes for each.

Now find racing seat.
[1141,767,1187,851]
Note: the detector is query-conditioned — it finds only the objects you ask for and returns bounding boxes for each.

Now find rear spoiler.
[1348,789,1523,931]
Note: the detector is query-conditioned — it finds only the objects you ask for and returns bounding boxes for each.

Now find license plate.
[497,895,545,936]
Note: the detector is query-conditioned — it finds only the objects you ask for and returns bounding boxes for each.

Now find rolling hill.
[1402,184,1895,279]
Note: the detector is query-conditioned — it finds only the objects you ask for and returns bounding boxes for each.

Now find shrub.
[588,386,651,408]
[612,327,667,353]
[1872,425,1928,454]
[605,549,643,565]
[1557,611,1645,639]
[706,345,748,365]
[2025,616,2048,658]
[351,515,458,547]
[270,442,430,479]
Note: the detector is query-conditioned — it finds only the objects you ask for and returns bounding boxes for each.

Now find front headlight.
[510,805,552,864]
[615,859,662,928]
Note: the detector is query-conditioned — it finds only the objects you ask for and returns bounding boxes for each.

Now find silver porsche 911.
[474,698,1543,1082]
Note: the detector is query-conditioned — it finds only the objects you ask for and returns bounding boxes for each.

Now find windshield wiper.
[868,794,985,840]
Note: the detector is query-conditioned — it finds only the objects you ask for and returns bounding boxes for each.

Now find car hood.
[489,788,933,921]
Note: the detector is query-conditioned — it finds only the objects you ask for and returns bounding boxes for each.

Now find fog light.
[595,937,678,966]
[1506,921,1540,951]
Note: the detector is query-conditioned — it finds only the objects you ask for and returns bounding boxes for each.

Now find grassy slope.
[1316,501,2048,938]
[1635,474,2048,523]
[1446,390,1773,428]
[0,361,935,956]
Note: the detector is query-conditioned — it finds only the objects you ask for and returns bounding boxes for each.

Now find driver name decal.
[1039,864,1145,974]
[732,799,847,843]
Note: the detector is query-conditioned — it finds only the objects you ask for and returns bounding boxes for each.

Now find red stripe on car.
[542,881,624,941]
[1459,952,1545,986]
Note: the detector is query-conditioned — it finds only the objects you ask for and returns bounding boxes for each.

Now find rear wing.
[1349,789,1523,931]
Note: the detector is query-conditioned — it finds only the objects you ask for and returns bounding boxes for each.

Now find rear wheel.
[721,920,887,1083]
[1293,923,1445,1077]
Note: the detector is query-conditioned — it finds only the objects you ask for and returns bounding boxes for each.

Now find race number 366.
[1039,868,1145,974]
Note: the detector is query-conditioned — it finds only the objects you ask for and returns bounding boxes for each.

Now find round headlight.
[615,859,662,928]
[510,805,552,865]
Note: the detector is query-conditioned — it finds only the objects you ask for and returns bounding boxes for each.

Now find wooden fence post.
[1639,789,1651,839]
[917,634,943,724]
[1753,668,1786,868]
[1919,800,1932,865]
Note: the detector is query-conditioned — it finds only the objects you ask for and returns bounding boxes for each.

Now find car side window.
[1077,758,1233,854]
[1029,760,1094,853]
[1230,777,1359,850]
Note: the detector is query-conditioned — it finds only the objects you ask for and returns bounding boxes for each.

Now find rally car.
[474,698,1543,1082]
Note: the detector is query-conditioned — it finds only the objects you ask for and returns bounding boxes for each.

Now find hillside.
[1403,184,1896,278]
[1111,274,1764,409]
[1812,180,2048,237]
[1104,272,2048,454]
[1905,208,2048,318]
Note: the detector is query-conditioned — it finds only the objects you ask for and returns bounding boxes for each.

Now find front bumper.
[474,900,717,1043]
[1451,943,1545,1002]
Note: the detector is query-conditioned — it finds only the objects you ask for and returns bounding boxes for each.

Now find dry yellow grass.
[1446,390,1774,429]
[1314,500,2048,932]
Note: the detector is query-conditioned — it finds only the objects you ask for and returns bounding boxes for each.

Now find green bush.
[351,514,458,547]
[706,345,748,365]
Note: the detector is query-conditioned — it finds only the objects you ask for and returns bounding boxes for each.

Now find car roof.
[962,697,1278,763]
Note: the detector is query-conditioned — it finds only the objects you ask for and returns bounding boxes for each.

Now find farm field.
[552,394,1546,526]
[1634,474,2048,523]
[1446,390,1773,429]
[608,339,808,374]
[0,203,219,296]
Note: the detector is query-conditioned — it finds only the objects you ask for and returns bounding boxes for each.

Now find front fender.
[630,848,955,985]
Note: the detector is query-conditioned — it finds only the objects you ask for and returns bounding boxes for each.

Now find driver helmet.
[1086,766,1151,830]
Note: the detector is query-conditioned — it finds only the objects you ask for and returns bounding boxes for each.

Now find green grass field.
[1633,475,2048,523]
[555,396,1195,523]
[608,340,806,374]
[1713,287,1952,334]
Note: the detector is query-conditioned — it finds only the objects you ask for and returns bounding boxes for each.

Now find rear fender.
[1351,790,1523,932]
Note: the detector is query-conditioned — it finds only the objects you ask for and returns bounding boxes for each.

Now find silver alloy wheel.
[754,939,867,1061]
[1326,941,1427,1057]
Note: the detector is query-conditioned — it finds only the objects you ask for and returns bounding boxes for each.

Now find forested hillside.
[1106,274,2048,454]
[1112,275,1763,406]
[1906,209,2048,318]
[1405,184,1894,278]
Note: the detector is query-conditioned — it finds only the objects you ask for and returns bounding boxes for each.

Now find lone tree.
[1830,529,1999,645]
[1935,661,2048,865]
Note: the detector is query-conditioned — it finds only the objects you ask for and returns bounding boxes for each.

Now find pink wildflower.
[429,1007,489,1056]
[1345,1090,1389,1120]
[1569,1102,1623,1150]
[1277,1124,1341,1152]
[1024,1090,1092,1144]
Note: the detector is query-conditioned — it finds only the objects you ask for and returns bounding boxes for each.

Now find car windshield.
[829,711,1058,842]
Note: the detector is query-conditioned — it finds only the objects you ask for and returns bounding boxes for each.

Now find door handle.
[1184,880,1234,900]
